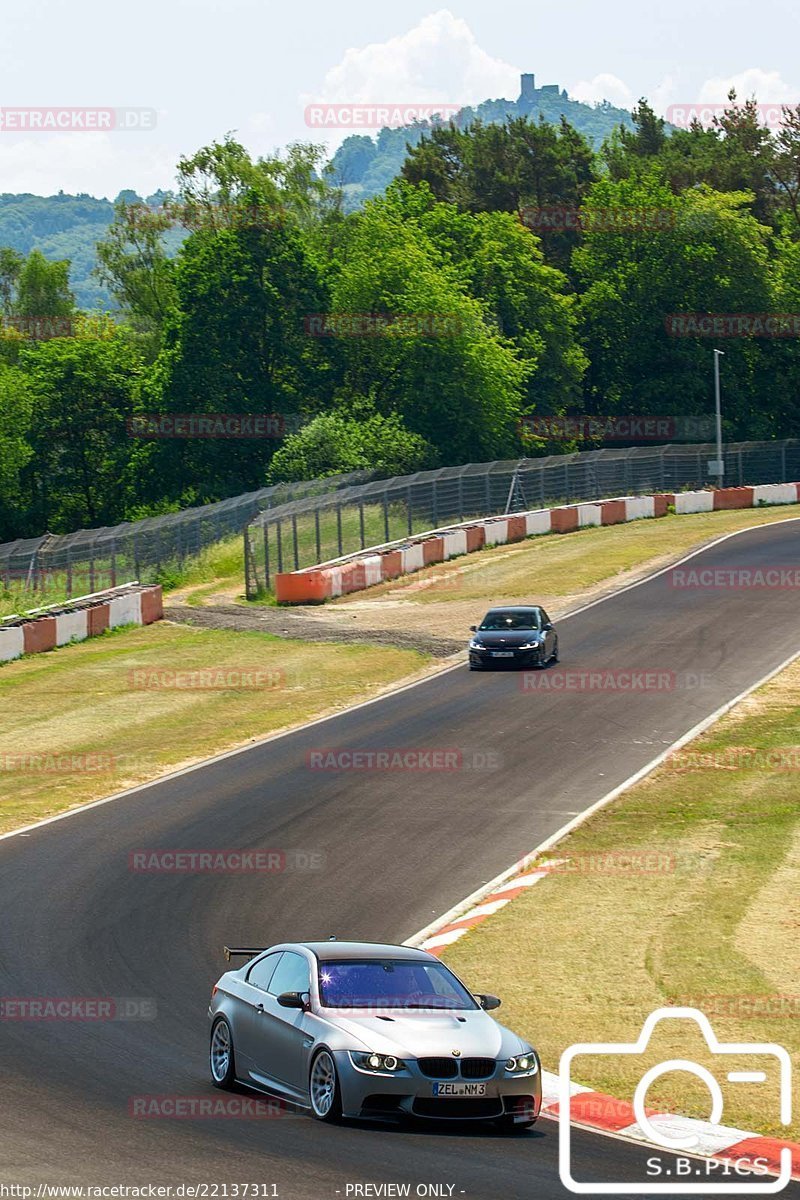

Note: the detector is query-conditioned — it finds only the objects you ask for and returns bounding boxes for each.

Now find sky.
[0,0,798,198]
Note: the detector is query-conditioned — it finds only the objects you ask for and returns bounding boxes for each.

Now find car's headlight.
[350,1051,407,1073]
[469,639,485,650]
[505,1052,539,1075]
[517,641,541,651]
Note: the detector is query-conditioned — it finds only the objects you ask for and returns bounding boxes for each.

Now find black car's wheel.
[309,1049,342,1122]
[209,1017,236,1090]
[550,637,559,664]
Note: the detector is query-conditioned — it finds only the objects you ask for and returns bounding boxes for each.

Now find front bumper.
[335,1052,542,1122]
[469,646,543,668]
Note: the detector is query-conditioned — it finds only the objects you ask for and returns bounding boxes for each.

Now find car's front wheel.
[550,637,559,664]
[309,1049,342,1122]
[209,1017,236,1090]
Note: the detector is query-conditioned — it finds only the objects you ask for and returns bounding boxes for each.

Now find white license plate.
[432,1082,487,1097]
[491,651,514,658]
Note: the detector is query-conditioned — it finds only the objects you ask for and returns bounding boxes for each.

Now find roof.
[483,604,542,612]
[298,941,433,962]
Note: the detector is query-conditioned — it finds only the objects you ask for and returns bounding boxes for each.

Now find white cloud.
[698,67,798,104]
[302,8,520,144]
[569,73,634,110]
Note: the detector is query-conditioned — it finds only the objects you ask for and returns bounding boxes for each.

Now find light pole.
[710,348,725,484]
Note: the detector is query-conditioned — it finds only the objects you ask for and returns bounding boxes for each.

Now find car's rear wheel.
[210,1017,236,1090]
[309,1049,342,1122]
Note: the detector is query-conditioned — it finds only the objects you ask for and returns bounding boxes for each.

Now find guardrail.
[272,483,800,604]
[0,582,164,664]
[245,441,800,596]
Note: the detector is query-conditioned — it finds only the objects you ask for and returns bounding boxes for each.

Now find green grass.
[347,505,800,607]
[0,620,430,833]
[442,657,800,1138]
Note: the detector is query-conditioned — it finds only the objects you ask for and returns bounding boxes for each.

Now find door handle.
[256,1003,266,1014]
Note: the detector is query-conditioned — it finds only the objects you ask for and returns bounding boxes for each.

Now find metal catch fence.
[244,441,800,597]
[0,471,373,599]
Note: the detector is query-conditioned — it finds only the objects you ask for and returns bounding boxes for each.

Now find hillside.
[328,73,640,209]
[0,78,651,306]
[0,189,178,310]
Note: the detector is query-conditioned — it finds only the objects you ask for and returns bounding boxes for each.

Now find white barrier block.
[674,490,714,514]
[524,509,552,536]
[577,504,603,527]
[483,520,508,546]
[442,529,468,559]
[0,626,24,663]
[326,567,343,598]
[753,483,797,505]
[402,543,425,573]
[108,591,142,628]
[625,496,655,520]
[56,609,88,646]
[360,555,384,586]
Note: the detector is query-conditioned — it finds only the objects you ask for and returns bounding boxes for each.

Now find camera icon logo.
[558,1007,793,1194]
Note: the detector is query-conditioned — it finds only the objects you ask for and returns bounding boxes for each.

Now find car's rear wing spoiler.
[224,946,264,962]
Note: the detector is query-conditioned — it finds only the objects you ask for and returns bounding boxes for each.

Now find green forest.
[1,96,799,542]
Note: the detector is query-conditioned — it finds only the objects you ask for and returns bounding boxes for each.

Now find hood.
[320,1007,526,1059]
[472,630,542,647]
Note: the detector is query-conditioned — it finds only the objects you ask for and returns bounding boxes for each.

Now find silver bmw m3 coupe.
[208,940,542,1127]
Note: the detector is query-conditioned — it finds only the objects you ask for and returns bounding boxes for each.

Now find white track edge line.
[404,639,800,947]
[2,514,798,845]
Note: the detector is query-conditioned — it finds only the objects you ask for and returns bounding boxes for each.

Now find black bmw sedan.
[468,605,559,670]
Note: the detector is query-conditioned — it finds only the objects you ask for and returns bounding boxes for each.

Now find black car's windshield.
[317,959,479,1010]
[479,610,540,631]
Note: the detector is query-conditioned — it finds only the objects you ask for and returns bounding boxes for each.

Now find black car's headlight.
[517,641,541,651]
[469,639,485,650]
[505,1052,539,1075]
[350,1051,407,1074]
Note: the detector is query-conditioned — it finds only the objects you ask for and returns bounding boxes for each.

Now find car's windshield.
[317,959,479,1009]
[479,610,540,631]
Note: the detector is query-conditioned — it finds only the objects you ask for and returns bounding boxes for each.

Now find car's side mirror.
[542,622,553,631]
[277,991,308,1010]
[469,625,477,632]
[476,993,501,1011]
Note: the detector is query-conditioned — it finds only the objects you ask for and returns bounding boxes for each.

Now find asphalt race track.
[2,520,800,1200]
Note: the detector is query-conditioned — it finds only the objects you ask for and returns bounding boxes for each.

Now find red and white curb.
[411,857,800,1180]
[544,1072,798,1182]
[418,865,558,954]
